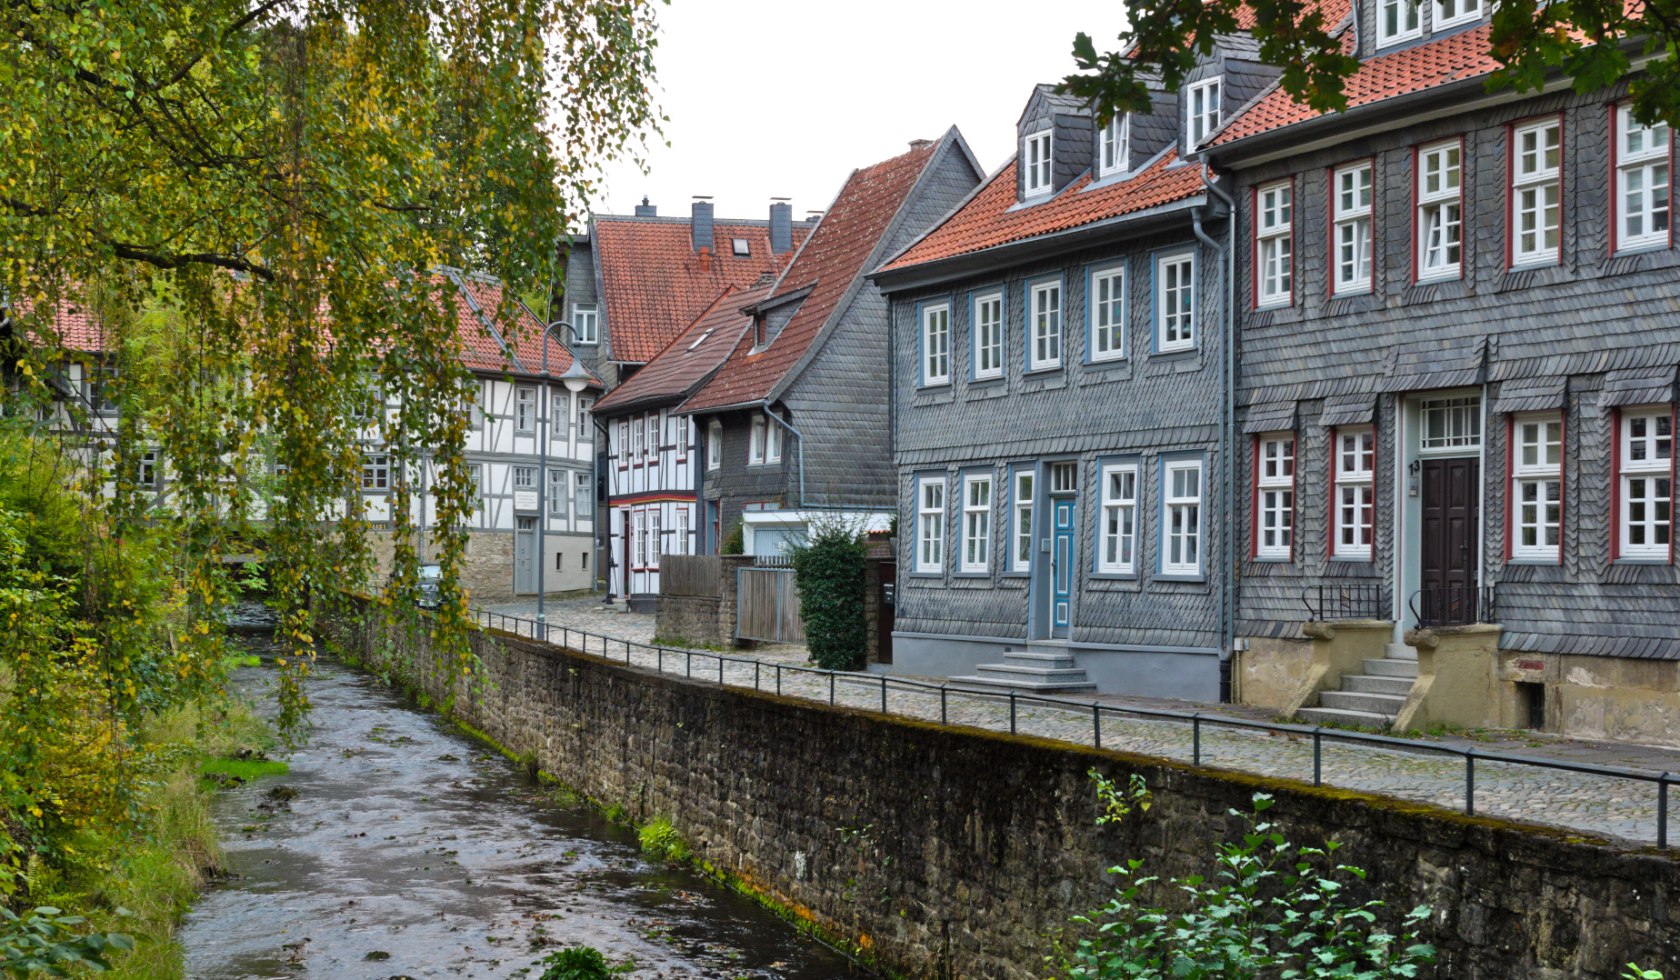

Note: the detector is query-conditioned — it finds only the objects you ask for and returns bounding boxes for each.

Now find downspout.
[1195,162,1238,703]
[762,402,805,509]
[590,411,610,596]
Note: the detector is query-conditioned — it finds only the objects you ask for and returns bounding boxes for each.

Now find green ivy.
[790,524,868,671]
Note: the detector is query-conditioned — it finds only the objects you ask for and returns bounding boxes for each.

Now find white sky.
[591,0,1131,224]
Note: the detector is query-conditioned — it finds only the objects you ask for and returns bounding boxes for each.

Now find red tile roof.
[447,272,597,383]
[592,281,770,415]
[592,217,809,364]
[17,291,109,353]
[881,150,1206,272]
[1213,22,1495,146]
[680,140,944,414]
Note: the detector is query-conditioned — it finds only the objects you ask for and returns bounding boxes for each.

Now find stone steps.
[949,646,1097,694]
[1342,674,1414,695]
[1299,652,1420,730]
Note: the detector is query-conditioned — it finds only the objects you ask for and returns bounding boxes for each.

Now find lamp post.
[536,324,594,626]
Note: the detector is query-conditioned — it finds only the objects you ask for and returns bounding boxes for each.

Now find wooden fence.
[659,555,720,598]
[735,564,805,644]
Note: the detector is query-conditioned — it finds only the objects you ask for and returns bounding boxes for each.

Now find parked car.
[415,562,443,609]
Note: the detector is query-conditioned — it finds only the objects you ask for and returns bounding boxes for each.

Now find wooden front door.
[515,516,537,595]
[1419,457,1479,623]
[1051,498,1076,638]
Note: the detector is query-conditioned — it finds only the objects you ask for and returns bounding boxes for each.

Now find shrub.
[537,944,611,980]
[790,523,868,671]
[637,817,690,864]
[1,905,133,976]
[1058,775,1435,980]
[721,522,744,556]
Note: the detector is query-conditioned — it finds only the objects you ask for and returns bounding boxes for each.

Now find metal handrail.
[468,605,1675,849]
[1300,582,1386,622]
[1408,585,1496,629]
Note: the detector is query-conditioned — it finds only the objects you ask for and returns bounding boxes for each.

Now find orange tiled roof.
[593,281,769,415]
[593,217,809,364]
[19,291,109,353]
[881,150,1206,272]
[447,272,597,383]
[681,141,943,413]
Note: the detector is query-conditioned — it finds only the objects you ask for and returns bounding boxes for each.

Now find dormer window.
[1024,129,1053,197]
[731,238,750,256]
[1099,114,1129,178]
[1433,0,1482,28]
[1378,0,1422,46]
[1186,78,1222,147]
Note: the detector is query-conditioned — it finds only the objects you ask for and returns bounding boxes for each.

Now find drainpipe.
[1194,162,1237,703]
[590,411,610,599]
[762,402,805,510]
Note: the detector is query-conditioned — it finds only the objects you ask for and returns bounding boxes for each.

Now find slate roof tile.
[593,218,809,364]
[680,140,942,413]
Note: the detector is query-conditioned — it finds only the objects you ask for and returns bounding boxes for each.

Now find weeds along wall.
[329,605,1680,980]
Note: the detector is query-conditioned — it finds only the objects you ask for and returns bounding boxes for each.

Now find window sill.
[953,570,992,579]
[1153,345,1197,358]
[918,380,954,390]
[1024,364,1062,376]
[1254,299,1292,312]
[1251,555,1292,563]
[1613,556,1671,565]
[1330,285,1373,299]
[1329,553,1375,563]
[1089,570,1139,581]
[1085,354,1128,368]
[1414,271,1460,286]
[1508,256,1560,272]
[1156,572,1205,583]
[1613,239,1670,256]
[908,570,945,579]
[1505,556,1561,566]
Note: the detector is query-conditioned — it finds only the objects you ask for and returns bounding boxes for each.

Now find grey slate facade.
[1210,13,1680,663]
[874,71,1251,700]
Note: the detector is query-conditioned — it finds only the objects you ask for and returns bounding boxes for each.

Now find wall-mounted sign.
[514,491,539,512]
[1514,659,1545,673]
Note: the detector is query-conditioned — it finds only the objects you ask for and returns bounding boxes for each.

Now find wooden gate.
[735,559,805,644]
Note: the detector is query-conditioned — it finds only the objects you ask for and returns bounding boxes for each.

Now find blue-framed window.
[971,290,1004,381]
[959,469,994,574]
[1087,262,1126,363]
[914,473,947,574]
[1026,278,1063,371]
[1094,458,1140,575]
[918,300,952,387]
[1159,456,1205,577]
[1007,463,1035,574]
[1154,251,1196,353]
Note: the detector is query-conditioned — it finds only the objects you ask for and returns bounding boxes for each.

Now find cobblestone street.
[478,596,1680,848]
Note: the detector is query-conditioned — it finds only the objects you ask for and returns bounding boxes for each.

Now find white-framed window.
[1256,180,1293,307]
[646,412,660,462]
[707,420,722,471]
[137,450,160,488]
[916,475,947,574]
[765,414,783,463]
[973,291,1004,380]
[548,468,566,516]
[1011,468,1035,574]
[1029,280,1062,371]
[630,413,643,459]
[1089,265,1126,362]
[675,506,689,556]
[574,471,592,517]
[749,414,766,465]
[650,511,662,568]
[1100,113,1129,177]
[468,462,484,522]
[634,509,647,567]
[1161,459,1204,576]
[1156,252,1196,352]
[1024,129,1053,197]
[513,465,536,490]
[1419,395,1482,452]
[1434,0,1482,28]
[515,385,537,432]
[1417,139,1463,281]
[1378,0,1421,46]
[1256,434,1295,559]
[1097,461,1139,575]
[1333,427,1375,559]
[1186,77,1222,147]
[960,472,992,574]
[921,303,951,385]
[572,303,599,345]
[1332,161,1374,294]
[470,379,487,430]
[579,397,594,443]
[1511,118,1562,265]
[1616,104,1672,252]
[1618,406,1673,560]
[361,453,390,492]
[1510,413,1562,561]
[1050,460,1078,494]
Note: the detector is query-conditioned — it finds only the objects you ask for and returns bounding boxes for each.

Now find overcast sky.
[591,1,1131,225]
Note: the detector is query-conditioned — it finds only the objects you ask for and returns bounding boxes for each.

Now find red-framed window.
[1253,432,1296,559]
[1612,404,1675,562]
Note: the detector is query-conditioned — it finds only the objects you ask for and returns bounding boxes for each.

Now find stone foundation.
[330,603,1680,980]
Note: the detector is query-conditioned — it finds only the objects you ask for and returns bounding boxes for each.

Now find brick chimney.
[634,195,657,217]
[691,196,714,252]
[908,138,934,150]
[769,198,793,254]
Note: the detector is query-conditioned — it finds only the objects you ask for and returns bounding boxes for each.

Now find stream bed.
[177,642,856,979]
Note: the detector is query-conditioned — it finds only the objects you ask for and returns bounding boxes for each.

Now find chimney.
[691,196,714,252]
[634,195,657,217]
[697,246,712,272]
[909,138,934,150]
[769,197,793,254]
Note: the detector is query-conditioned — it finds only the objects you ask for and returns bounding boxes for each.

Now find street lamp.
[536,322,593,626]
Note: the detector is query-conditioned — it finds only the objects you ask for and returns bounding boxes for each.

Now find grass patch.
[199,757,290,783]
[637,818,690,864]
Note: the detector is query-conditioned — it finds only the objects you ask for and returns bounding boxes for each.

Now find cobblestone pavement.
[476,597,1680,848]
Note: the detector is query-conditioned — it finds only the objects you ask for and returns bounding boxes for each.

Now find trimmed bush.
[791,524,868,671]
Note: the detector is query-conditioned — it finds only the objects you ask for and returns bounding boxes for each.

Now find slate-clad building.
[868,37,1300,697]
[593,280,769,606]
[1207,0,1680,736]
[678,131,984,556]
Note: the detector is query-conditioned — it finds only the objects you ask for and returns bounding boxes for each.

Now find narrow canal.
[178,641,856,979]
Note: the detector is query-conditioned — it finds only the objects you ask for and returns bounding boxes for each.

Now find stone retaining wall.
[332,608,1680,980]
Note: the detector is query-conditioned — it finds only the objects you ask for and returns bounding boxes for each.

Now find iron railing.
[1301,583,1387,622]
[1409,585,1496,628]
[466,605,1677,848]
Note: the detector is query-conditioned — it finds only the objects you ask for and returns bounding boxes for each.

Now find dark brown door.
[620,510,632,596]
[877,562,895,665]
[1420,458,1480,624]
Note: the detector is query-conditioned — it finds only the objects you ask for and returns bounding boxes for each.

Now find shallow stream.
[177,639,855,979]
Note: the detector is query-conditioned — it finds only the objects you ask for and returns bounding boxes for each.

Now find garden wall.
[331,607,1680,980]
